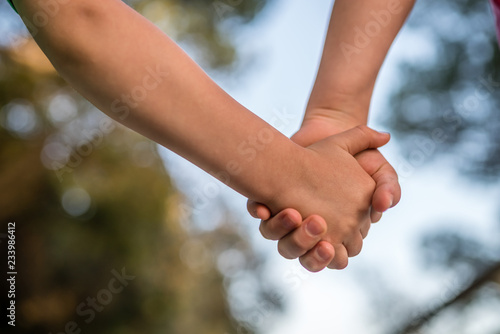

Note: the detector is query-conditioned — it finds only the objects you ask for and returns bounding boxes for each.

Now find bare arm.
[306,0,416,124]
[14,0,301,204]
[249,0,414,271]
[13,0,392,272]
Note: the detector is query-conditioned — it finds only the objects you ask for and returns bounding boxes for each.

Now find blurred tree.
[372,0,500,332]
[0,0,279,333]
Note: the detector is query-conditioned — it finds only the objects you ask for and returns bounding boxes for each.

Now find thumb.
[334,125,390,156]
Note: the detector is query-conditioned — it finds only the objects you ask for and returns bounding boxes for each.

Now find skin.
[249,0,416,271]
[12,0,391,270]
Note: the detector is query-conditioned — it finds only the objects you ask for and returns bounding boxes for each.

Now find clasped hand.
[247,116,401,272]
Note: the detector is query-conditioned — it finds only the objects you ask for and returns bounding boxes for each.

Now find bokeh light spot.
[61,188,91,217]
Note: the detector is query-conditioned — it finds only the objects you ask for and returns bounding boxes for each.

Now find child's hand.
[248,112,400,272]
[257,125,390,272]
[291,112,401,218]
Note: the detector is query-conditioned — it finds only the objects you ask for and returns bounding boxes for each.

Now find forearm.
[306,0,415,124]
[14,0,302,205]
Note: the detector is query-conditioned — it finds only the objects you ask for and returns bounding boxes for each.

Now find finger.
[277,215,327,259]
[371,167,401,213]
[290,118,337,147]
[299,241,335,273]
[259,208,302,240]
[370,210,383,223]
[355,150,401,213]
[344,232,364,257]
[247,200,272,220]
[335,125,391,156]
[327,244,349,270]
[360,219,372,238]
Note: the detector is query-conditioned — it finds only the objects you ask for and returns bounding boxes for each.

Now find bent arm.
[13,0,301,205]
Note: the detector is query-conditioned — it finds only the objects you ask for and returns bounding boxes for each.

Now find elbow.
[26,1,109,70]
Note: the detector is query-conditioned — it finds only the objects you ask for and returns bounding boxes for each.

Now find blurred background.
[0,0,499,333]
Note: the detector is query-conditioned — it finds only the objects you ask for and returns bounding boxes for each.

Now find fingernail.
[283,215,297,229]
[306,219,324,236]
[317,245,332,261]
[372,211,383,223]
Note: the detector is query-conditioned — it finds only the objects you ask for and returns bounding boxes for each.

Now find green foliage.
[387,0,500,178]
[381,0,500,332]
[0,0,278,333]
[130,0,271,69]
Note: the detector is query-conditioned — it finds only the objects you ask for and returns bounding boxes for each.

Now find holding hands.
[9,0,412,275]
[246,0,414,272]
[248,112,401,272]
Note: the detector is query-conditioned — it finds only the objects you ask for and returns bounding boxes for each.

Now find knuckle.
[358,178,376,203]
[343,219,358,233]
[353,125,369,140]
[279,235,308,260]
[355,124,369,132]
[365,176,377,192]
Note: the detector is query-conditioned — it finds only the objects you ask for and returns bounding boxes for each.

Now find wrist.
[291,108,367,147]
[261,143,313,215]
[302,107,367,129]
[305,86,373,126]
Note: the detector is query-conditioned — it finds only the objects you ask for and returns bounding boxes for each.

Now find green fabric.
[7,0,18,13]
